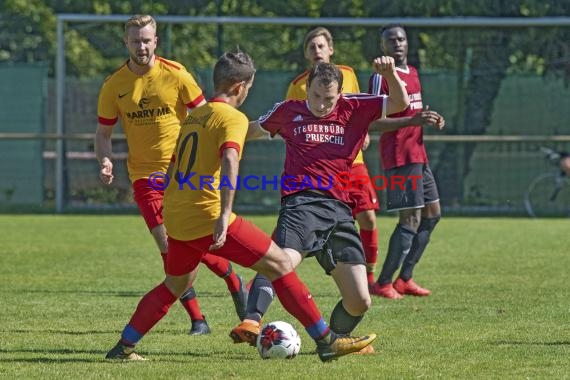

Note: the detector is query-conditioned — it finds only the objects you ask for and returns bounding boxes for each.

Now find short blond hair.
[303,27,334,52]
[125,14,157,34]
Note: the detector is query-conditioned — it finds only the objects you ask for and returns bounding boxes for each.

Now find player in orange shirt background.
[94,14,247,336]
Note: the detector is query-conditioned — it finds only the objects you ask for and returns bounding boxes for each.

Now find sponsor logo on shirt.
[124,98,172,120]
[292,123,345,146]
[409,92,423,110]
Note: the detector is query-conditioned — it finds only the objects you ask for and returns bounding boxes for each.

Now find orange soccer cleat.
[229,320,260,346]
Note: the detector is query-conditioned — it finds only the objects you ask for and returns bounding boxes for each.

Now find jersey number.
[174,131,198,183]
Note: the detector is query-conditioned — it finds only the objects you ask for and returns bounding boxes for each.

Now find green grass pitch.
[0,215,568,379]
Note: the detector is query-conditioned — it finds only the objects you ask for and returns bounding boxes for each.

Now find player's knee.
[256,244,295,280]
[400,211,421,231]
[421,215,440,233]
[423,201,441,219]
[356,211,376,230]
[344,294,371,316]
[164,275,189,298]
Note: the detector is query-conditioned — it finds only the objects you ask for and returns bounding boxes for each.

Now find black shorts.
[384,163,439,212]
[274,191,365,275]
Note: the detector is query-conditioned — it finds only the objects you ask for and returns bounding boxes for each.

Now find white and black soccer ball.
[256,321,301,359]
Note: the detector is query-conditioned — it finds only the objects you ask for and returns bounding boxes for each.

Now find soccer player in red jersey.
[105,50,376,362]
[286,27,381,286]
[95,15,247,335]
[367,24,446,299]
[230,57,418,351]
[231,27,380,353]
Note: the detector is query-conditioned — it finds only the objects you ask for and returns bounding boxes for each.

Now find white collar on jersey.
[396,65,410,74]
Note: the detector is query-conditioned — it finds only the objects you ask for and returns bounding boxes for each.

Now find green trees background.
[2,0,569,77]
[1,0,569,207]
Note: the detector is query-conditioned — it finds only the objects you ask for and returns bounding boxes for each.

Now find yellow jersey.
[97,56,205,182]
[163,100,248,241]
[285,65,365,165]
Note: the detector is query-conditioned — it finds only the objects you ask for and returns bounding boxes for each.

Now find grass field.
[0,215,569,379]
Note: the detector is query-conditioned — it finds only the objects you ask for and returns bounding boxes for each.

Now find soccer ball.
[256,321,301,359]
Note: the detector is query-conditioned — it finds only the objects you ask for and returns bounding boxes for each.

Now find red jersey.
[368,65,428,170]
[259,94,386,206]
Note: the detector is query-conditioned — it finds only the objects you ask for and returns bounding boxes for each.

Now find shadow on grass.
[11,288,342,299]
[4,327,256,336]
[492,340,570,346]
[6,329,116,335]
[0,347,287,363]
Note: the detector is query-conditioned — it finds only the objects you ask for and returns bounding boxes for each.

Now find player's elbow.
[396,94,410,113]
[386,95,410,116]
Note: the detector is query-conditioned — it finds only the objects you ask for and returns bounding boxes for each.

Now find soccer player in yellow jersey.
[95,14,247,336]
[287,27,380,286]
[105,50,376,362]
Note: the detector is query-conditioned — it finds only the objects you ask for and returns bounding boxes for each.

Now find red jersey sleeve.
[258,101,288,137]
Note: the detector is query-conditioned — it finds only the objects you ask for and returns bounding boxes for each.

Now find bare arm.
[374,56,409,115]
[94,123,114,184]
[246,120,271,141]
[369,106,446,133]
[209,147,239,251]
[560,156,570,176]
[361,133,371,151]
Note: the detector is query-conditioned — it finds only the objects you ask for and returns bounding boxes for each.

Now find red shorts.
[166,216,272,276]
[348,163,380,217]
[133,178,164,230]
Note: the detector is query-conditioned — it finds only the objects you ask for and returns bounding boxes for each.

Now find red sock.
[201,253,240,292]
[179,287,204,321]
[126,282,177,340]
[160,252,168,274]
[160,253,203,321]
[272,272,323,328]
[360,229,378,284]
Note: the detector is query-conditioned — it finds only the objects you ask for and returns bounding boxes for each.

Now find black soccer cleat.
[105,341,147,361]
[189,319,211,335]
[231,274,249,321]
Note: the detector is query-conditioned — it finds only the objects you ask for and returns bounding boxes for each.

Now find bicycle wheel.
[524,173,570,218]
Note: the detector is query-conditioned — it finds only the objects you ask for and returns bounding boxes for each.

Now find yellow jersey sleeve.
[214,109,248,159]
[339,65,360,94]
[339,66,364,164]
[97,74,120,125]
[285,71,309,101]
[177,67,206,109]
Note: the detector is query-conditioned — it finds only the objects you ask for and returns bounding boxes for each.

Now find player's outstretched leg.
[106,269,197,361]
[370,223,416,299]
[105,281,179,360]
[201,254,249,320]
[247,240,377,361]
[270,271,377,362]
[161,251,212,334]
[178,287,211,335]
[229,273,274,345]
[395,216,440,296]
